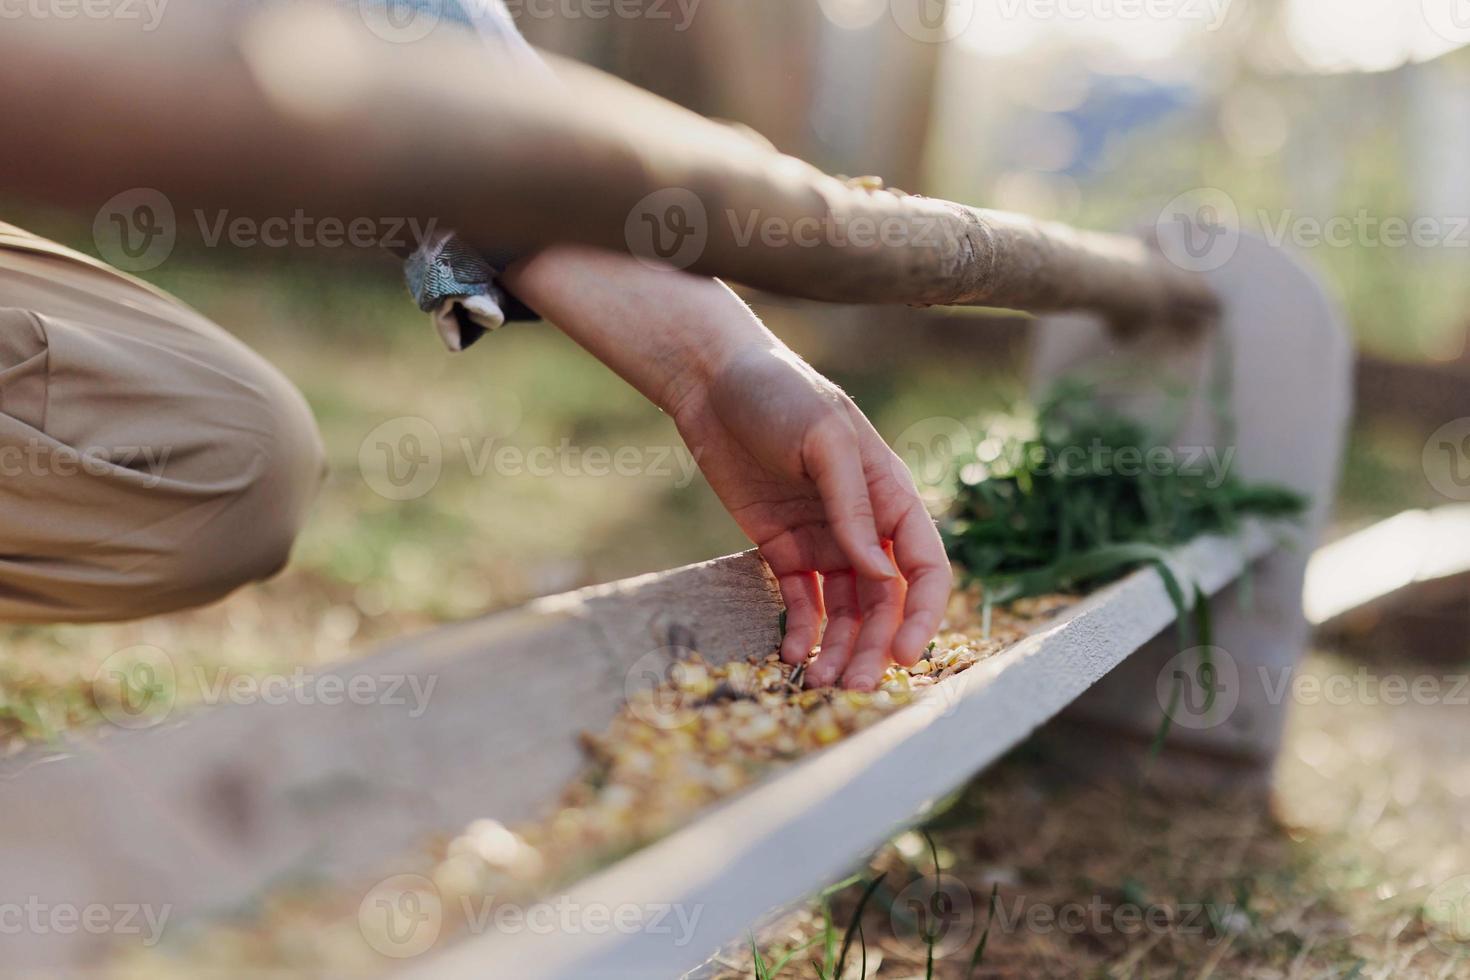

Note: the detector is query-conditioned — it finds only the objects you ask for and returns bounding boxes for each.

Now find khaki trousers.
[0,222,325,622]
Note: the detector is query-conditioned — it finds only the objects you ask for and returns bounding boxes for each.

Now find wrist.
[659,328,777,424]
[500,245,781,418]
[647,284,781,421]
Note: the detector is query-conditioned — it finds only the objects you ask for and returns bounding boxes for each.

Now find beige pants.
[0,222,325,622]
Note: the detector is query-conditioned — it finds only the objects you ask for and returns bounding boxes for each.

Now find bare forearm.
[502,245,780,417]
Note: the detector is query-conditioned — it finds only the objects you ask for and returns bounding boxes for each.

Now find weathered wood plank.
[1,522,1279,974]
[1303,505,1470,625]
[413,525,1277,980]
[1034,230,1352,762]
[0,552,781,971]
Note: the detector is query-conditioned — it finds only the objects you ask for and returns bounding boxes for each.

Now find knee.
[145,364,327,613]
[0,304,326,622]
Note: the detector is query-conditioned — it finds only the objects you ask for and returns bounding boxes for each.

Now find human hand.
[669,346,952,689]
[501,246,951,687]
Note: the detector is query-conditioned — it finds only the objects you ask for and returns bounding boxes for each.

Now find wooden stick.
[0,5,1217,327]
[1303,505,1470,625]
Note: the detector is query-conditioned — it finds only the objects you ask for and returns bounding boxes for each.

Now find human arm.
[502,246,953,688]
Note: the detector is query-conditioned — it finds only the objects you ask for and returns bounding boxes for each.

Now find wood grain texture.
[0,552,781,971]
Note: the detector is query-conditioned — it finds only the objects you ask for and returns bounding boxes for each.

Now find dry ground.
[732,644,1470,979]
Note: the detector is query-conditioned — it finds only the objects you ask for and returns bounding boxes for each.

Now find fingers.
[758,523,851,583]
[805,572,861,688]
[803,418,898,582]
[888,500,953,667]
[766,410,952,688]
[841,565,907,691]
[777,571,824,665]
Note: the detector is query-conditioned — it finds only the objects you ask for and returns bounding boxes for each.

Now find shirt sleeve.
[360,0,547,346]
[354,0,548,67]
[438,0,542,61]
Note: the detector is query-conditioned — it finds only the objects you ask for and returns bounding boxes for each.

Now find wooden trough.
[0,531,1277,976]
[0,9,1356,977]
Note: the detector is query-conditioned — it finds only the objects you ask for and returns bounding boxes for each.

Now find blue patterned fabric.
[404,234,501,312]
[349,0,542,347]
[353,0,525,43]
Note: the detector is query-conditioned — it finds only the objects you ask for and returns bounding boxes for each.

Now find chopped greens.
[940,383,1307,605]
[939,383,1308,749]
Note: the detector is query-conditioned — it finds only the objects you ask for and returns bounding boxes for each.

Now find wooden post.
[0,5,1215,329]
[1032,228,1353,766]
